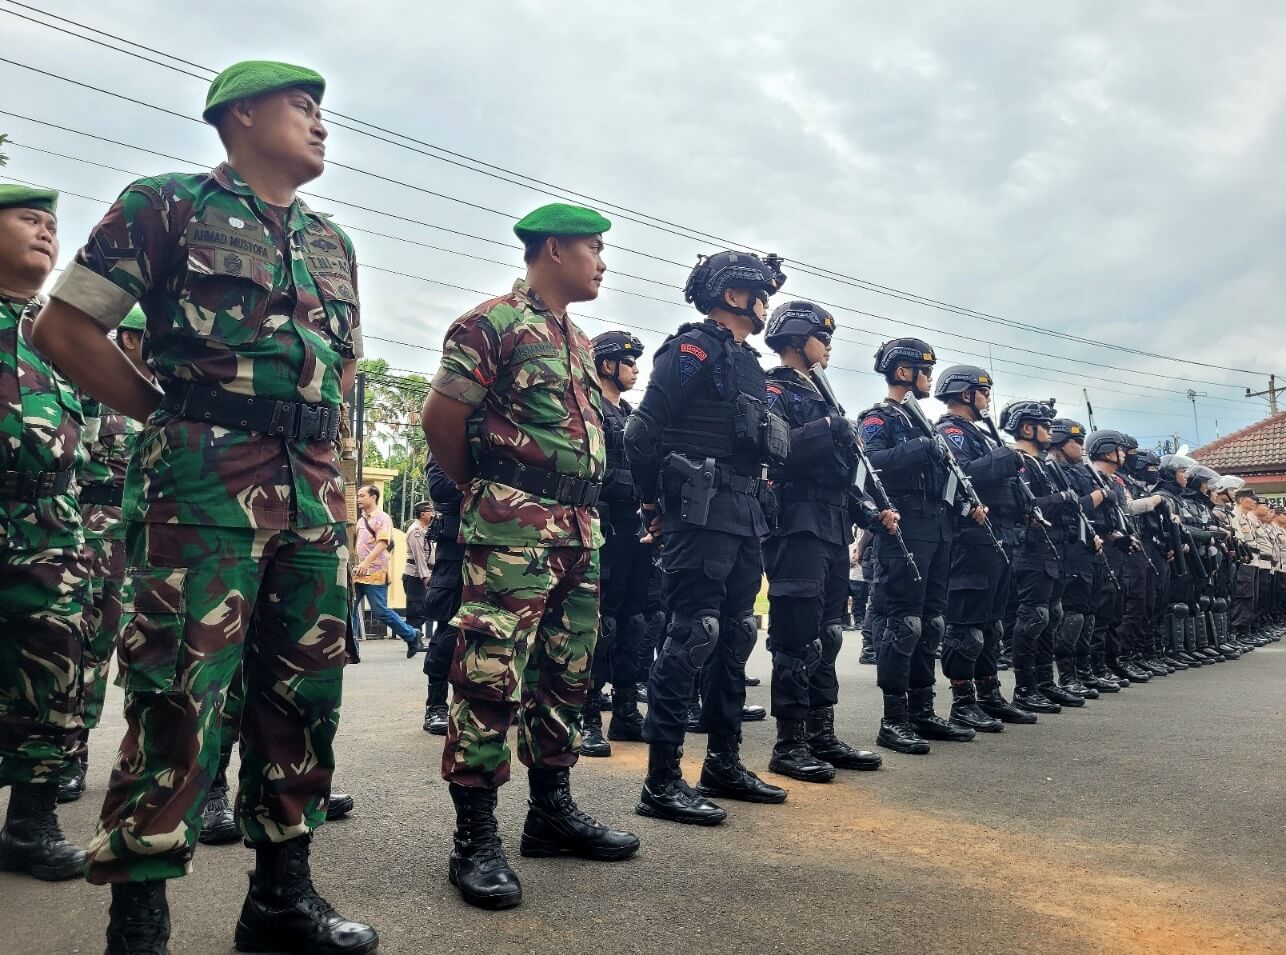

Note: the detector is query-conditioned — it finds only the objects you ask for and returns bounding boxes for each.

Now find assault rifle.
[810,368,920,582]
[1044,454,1119,589]
[902,393,1008,565]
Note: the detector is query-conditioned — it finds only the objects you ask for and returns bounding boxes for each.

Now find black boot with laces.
[106,880,171,955]
[446,783,522,909]
[520,767,640,859]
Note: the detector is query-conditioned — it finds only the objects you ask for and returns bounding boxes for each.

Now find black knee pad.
[724,614,759,664]
[599,615,618,647]
[1169,603,1189,618]
[886,615,922,657]
[1212,597,1228,613]
[921,614,945,655]
[1198,595,1212,611]
[1058,612,1084,655]
[1016,604,1050,639]
[819,622,844,665]
[661,613,720,669]
[943,624,984,662]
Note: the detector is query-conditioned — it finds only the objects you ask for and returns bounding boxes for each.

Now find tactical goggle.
[618,356,637,367]
[812,331,832,346]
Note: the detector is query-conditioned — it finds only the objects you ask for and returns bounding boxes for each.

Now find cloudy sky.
[4,0,1284,449]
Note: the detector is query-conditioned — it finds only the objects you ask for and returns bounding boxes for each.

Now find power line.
[0,126,1261,406]
[0,5,1277,379]
[6,160,1263,418]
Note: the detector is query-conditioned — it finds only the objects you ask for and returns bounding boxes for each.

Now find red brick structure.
[1193,412,1286,504]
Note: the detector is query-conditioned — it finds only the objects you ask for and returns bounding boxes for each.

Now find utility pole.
[1245,374,1283,415]
[1186,389,1206,445]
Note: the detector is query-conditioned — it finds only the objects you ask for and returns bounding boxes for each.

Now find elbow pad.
[624,411,660,466]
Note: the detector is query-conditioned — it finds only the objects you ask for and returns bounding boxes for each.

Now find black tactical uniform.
[996,402,1080,713]
[422,455,464,735]
[860,338,968,754]
[761,301,883,781]
[1154,456,1206,667]
[627,251,790,824]
[932,367,1028,729]
[1181,467,1238,662]
[1120,462,1174,677]
[1045,420,1115,694]
[588,331,651,752]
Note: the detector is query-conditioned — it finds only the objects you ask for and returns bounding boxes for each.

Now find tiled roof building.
[1193,412,1286,497]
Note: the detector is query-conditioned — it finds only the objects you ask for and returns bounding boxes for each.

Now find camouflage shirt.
[1,296,85,552]
[49,163,361,530]
[431,279,605,548]
[79,397,140,543]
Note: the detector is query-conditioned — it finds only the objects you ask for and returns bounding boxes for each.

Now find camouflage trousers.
[84,535,126,728]
[443,544,599,789]
[0,546,89,786]
[85,521,349,884]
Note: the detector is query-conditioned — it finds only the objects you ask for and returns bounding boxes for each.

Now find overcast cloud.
[5,0,1284,447]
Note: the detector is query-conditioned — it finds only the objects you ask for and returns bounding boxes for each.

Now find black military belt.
[1,468,74,502]
[477,456,602,507]
[778,483,846,506]
[708,464,762,496]
[80,482,124,507]
[162,383,341,443]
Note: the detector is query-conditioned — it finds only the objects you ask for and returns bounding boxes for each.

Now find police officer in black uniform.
[422,454,465,735]
[589,330,650,751]
[761,301,885,782]
[1182,465,1238,661]
[860,339,975,754]
[626,251,790,824]
[1122,449,1178,676]
[932,366,1029,730]
[1046,419,1116,693]
[1153,454,1206,667]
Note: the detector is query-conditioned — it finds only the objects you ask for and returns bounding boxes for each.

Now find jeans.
[352,581,420,643]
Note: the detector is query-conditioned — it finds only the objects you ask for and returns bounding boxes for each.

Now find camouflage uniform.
[69,398,141,771]
[0,295,89,786]
[49,162,360,883]
[430,279,605,789]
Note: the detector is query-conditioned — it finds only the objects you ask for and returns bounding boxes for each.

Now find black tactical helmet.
[764,300,835,350]
[1159,452,1198,481]
[1128,449,1161,480]
[683,251,786,323]
[873,337,936,377]
[592,330,645,363]
[1049,417,1088,445]
[998,400,1055,436]
[1086,429,1134,460]
[932,364,993,402]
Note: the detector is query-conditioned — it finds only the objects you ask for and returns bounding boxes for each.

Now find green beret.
[203,60,325,123]
[513,203,611,241]
[0,184,57,215]
[118,306,146,333]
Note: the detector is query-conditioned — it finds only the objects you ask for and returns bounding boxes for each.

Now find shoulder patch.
[942,425,966,450]
[861,414,885,441]
[679,341,708,362]
[766,383,784,396]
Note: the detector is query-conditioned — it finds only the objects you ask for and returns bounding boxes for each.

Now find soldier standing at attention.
[588,330,650,752]
[421,203,639,911]
[761,301,884,782]
[58,307,151,805]
[625,251,791,825]
[0,184,91,882]
[33,62,377,954]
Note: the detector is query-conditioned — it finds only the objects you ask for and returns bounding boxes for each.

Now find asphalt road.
[6,636,1283,955]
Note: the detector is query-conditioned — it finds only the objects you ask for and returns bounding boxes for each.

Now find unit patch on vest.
[942,425,966,450]
[861,415,885,441]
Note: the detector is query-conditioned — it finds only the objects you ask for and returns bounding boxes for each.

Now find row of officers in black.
[416,249,1281,829]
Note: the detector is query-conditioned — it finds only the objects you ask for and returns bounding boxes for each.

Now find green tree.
[0,132,10,167]
[356,358,430,524]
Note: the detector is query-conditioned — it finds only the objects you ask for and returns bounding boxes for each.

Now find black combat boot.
[521,767,640,860]
[106,881,171,955]
[1037,665,1085,707]
[876,693,931,753]
[744,675,762,687]
[234,835,379,953]
[607,684,645,742]
[637,743,726,826]
[325,793,354,822]
[741,703,767,722]
[0,782,87,881]
[1079,654,1119,691]
[1013,668,1061,714]
[976,676,1038,722]
[768,719,836,782]
[57,755,88,804]
[948,680,1003,733]
[858,631,876,665]
[446,783,522,909]
[699,737,788,803]
[1114,656,1150,683]
[1058,657,1097,699]
[423,681,449,735]
[1093,651,1128,686]
[908,687,976,741]
[684,686,706,733]
[198,750,240,846]
[580,698,612,758]
[806,706,883,769]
